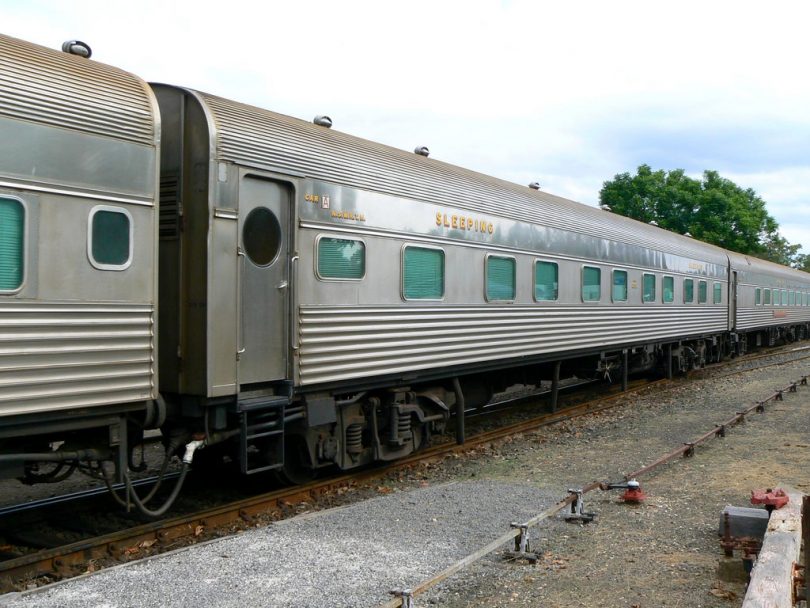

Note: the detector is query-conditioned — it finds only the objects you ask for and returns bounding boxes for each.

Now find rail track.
[2,344,809,593]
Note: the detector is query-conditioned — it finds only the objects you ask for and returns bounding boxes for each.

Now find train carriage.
[0,35,160,481]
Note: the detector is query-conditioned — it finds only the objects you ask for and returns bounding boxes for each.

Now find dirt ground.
[403,357,810,607]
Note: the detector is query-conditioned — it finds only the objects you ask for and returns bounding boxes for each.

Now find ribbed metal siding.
[0,302,155,416]
[736,308,810,331]
[199,92,725,264]
[0,34,155,146]
[299,306,727,385]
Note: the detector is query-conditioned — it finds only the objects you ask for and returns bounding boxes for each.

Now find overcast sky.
[5,0,810,253]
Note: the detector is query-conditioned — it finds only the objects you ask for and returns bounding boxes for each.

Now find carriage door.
[238,176,291,384]
[730,270,738,331]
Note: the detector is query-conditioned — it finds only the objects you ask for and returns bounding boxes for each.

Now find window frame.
[641,272,656,304]
[611,268,628,303]
[401,244,445,301]
[713,281,722,304]
[0,195,26,293]
[581,265,602,303]
[314,234,367,282]
[683,278,694,304]
[87,205,134,271]
[533,259,559,302]
[698,280,708,304]
[764,288,771,305]
[755,287,761,306]
[484,253,517,302]
[662,275,674,304]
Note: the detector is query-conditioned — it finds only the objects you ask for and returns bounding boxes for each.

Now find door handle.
[277,280,288,290]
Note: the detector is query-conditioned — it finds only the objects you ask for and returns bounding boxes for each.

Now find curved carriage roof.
[0,34,156,146]
[728,251,810,286]
[192,90,729,266]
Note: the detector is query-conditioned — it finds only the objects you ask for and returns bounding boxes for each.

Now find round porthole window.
[243,207,282,266]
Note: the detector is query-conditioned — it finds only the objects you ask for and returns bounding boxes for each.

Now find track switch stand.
[604,478,647,503]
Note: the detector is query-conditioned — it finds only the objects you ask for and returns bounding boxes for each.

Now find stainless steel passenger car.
[0,34,159,480]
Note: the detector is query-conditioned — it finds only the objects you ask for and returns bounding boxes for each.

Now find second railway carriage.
[729,251,810,345]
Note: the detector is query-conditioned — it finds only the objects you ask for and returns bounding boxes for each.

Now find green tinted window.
[403,247,444,299]
[764,289,771,305]
[755,288,761,305]
[782,290,788,305]
[713,282,722,304]
[582,266,601,302]
[642,273,656,303]
[0,198,23,290]
[318,237,365,279]
[774,289,781,305]
[789,290,796,306]
[612,270,628,302]
[91,208,130,268]
[534,261,558,301]
[698,280,707,303]
[663,276,674,303]
[486,256,515,301]
[684,279,694,303]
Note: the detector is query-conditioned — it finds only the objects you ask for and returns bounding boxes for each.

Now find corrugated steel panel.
[298,305,726,385]
[0,302,155,416]
[736,308,810,331]
[0,34,155,146]
[198,92,726,264]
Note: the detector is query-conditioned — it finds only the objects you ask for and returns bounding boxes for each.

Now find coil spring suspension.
[346,423,363,454]
[389,408,413,446]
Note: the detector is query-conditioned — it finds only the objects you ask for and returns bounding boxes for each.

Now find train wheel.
[277,435,315,485]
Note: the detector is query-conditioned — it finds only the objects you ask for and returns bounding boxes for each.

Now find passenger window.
[534,260,558,301]
[774,289,781,306]
[243,207,281,266]
[582,266,601,302]
[0,197,24,290]
[612,269,628,302]
[782,289,788,305]
[755,288,761,305]
[764,289,771,305]
[683,279,694,303]
[89,206,132,270]
[317,237,365,279]
[486,255,516,301]
[713,282,722,304]
[698,280,707,304]
[642,273,656,303]
[789,290,796,306]
[403,246,444,300]
[663,276,674,303]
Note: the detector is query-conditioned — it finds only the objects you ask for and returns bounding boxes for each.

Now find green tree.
[600,165,796,262]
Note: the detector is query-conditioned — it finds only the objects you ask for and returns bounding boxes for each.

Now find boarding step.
[237,395,289,475]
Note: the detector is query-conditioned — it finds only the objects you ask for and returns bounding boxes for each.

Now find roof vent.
[313,115,332,128]
[600,205,611,212]
[528,182,541,190]
[684,232,693,238]
[414,146,430,157]
[650,220,658,227]
[61,40,92,58]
